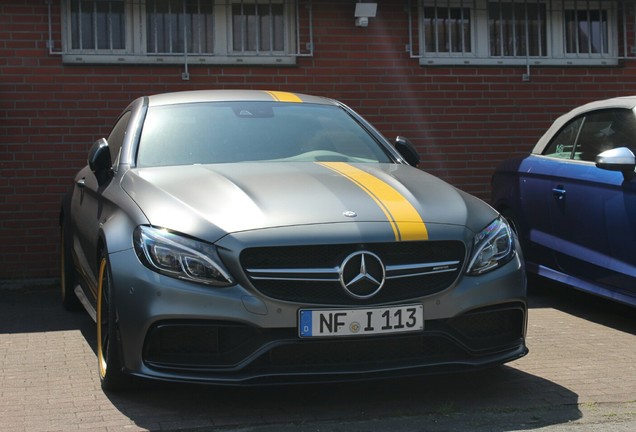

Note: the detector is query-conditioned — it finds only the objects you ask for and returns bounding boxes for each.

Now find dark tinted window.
[544,108,636,162]
[575,109,636,162]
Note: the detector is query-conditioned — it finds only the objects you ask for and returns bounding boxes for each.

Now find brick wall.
[2,0,636,281]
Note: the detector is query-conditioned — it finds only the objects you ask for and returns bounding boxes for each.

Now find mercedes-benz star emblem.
[339,251,386,299]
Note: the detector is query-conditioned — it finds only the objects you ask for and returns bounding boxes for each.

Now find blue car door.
[513,155,565,270]
[548,109,636,297]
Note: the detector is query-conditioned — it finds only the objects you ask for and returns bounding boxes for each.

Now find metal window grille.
[488,1,547,57]
[411,0,623,63]
[70,0,125,51]
[146,0,215,54]
[422,4,472,54]
[62,0,313,60]
[231,1,286,53]
[564,4,609,55]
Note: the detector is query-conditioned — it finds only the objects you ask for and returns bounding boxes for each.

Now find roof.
[147,90,337,107]
[532,96,636,154]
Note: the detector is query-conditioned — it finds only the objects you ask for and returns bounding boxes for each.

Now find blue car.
[492,96,636,307]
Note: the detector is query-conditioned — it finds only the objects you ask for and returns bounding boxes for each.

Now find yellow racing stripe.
[318,162,429,241]
[265,91,303,103]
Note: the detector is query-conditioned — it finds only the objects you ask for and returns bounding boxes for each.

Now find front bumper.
[108,247,528,385]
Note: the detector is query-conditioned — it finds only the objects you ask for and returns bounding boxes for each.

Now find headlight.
[466,217,515,275]
[133,226,234,286]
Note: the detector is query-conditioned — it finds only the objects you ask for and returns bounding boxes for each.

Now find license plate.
[299,304,423,338]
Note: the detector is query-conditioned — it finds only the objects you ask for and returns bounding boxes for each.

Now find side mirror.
[394,136,420,167]
[596,147,636,180]
[88,138,113,185]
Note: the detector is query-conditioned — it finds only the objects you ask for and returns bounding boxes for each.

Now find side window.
[107,111,132,167]
[543,117,583,159]
[574,109,635,162]
[604,109,636,154]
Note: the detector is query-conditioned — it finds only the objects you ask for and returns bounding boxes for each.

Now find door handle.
[552,185,566,200]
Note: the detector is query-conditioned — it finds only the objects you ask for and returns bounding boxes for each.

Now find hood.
[122,162,495,243]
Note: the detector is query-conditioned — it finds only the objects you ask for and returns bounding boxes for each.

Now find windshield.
[136,102,393,167]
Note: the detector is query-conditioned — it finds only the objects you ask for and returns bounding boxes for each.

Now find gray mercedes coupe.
[59,90,528,391]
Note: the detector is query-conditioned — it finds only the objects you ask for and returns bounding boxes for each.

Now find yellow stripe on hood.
[318,162,429,241]
[265,91,303,103]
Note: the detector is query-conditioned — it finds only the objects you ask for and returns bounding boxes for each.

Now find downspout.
[522,0,531,81]
[182,0,190,80]
[46,0,63,55]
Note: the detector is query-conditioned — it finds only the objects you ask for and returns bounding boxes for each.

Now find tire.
[60,224,82,311]
[96,252,128,391]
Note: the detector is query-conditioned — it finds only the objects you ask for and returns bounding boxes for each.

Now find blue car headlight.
[134,225,234,286]
[466,217,516,275]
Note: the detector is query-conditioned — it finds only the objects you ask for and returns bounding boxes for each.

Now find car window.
[574,109,636,161]
[574,111,617,162]
[543,117,583,159]
[107,111,131,167]
[543,108,636,162]
[136,102,393,167]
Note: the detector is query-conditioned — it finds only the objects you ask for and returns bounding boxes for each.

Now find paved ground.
[1,279,635,432]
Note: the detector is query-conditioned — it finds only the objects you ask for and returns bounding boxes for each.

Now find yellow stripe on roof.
[265,91,303,103]
[318,162,429,241]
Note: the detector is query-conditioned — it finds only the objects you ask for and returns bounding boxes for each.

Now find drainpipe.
[46,0,63,55]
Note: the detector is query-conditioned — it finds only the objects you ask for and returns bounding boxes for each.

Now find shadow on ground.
[102,366,581,432]
[0,285,584,431]
[527,275,636,335]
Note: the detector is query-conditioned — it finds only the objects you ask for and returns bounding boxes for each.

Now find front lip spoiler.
[130,343,528,387]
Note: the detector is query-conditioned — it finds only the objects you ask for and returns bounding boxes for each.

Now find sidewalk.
[1,282,635,431]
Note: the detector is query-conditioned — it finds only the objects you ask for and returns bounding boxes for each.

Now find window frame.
[414,0,620,66]
[60,0,310,65]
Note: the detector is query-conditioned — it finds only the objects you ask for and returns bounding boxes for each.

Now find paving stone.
[1,283,634,431]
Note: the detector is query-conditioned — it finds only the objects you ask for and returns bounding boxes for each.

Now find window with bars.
[422,6,472,54]
[488,1,547,57]
[415,0,620,66]
[61,0,312,64]
[70,0,125,51]
[146,0,215,55]
[565,9,609,55]
[232,2,285,53]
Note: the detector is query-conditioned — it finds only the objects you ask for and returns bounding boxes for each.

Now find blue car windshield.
[136,102,393,167]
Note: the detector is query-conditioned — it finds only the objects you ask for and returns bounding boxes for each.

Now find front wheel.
[96,252,128,391]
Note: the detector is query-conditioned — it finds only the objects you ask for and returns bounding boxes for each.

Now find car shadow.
[0,285,582,431]
[0,285,91,334]
[527,275,636,335]
[103,367,581,431]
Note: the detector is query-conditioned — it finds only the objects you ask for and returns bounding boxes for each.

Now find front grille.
[240,241,466,304]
